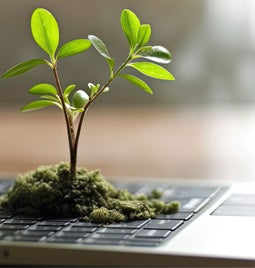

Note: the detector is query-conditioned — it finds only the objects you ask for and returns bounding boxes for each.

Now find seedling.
[2,8,174,178]
[1,8,178,222]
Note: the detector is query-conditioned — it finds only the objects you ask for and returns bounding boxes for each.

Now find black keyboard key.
[135,229,171,238]
[37,220,71,227]
[108,220,149,229]
[176,197,209,213]
[124,238,161,247]
[0,213,13,219]
[71,222,100,227]
[0,224,29,231]
[156,212,193,221]
[83,238,122,245]
[163,186,219,199]
[3,234,47,242]
[19,230,53,237]
[14,216,43,221]
[54,231,90,239]
[64,226,97,233]
[4,219,37,225]
[44,218,78,222]
[97,227,136,235]
[46,237,83,243]
[90,233,129,240]
[28,225,62,232]
[144,219,183,231]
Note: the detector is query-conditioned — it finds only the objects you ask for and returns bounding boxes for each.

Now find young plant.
[2,8,175,179]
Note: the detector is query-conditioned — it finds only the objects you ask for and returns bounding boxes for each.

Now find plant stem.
[53,52,134,179]
[73,54,134,167]
[52,64,76,178]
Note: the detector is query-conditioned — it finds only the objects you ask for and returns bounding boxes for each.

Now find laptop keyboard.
[0,179,221,247]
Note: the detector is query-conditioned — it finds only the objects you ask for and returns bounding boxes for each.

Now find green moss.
[0,163,180,224]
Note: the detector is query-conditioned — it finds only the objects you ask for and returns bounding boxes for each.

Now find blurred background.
[1,0,255,181]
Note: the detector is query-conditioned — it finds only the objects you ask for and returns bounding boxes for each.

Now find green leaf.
[88,35,114,71]
[2,59,48,79]
[120,9,140,49]
[64,84,76,98]
[66,103,84,113]
[128,62,175,80]
[88,83,100,97]
[57,39,91,59]
[28,83,58,95]
[20,100,61,112]
[31,8,59,59]
[119,74,153,94]
[137,24,151,47]
[40,95,60,102]
[137,46,172,64]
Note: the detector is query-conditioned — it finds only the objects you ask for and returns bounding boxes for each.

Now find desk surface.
[1,105,255,182]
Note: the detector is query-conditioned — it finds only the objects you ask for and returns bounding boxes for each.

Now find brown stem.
[73,80,113,164]
[73,54,134,164]
[52,64,76,178]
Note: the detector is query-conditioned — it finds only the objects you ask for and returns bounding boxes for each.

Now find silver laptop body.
[0,177,254,267]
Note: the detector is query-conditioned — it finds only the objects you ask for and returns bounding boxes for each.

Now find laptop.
[0,176,254,267]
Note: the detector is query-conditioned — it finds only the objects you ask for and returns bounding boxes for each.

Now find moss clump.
[0,163,179,223]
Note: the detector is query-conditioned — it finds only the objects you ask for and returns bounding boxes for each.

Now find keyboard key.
[135,229,171,238]
[97,228,136,235]
[64,226,97,233]
[163,186,219,199]
[4,219,37,225]
[0,213,13,219]
[124,238,162,247]
[44,218,78,222]
[37,220,71,227]
[108,220,149,229]
[156,212,193,221]
[0,224,29,231]
[90,233,129,240]
[3,234,47,242]
[176,197,209,212]
[54,231,90,239]
[144,219,183,231]
[71,222,100,227]
[14,216,43,221]
[28,225,62,232]
[83,238,122,245]
[46,237,83,243]
[19,230,53,237]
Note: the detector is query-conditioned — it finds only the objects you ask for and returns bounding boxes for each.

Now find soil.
[0,163,179,223]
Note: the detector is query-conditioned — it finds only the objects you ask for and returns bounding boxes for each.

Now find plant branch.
[52,64,76,177]
[72,54,134,165]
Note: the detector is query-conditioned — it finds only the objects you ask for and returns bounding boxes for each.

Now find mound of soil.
[0,163,179,223]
